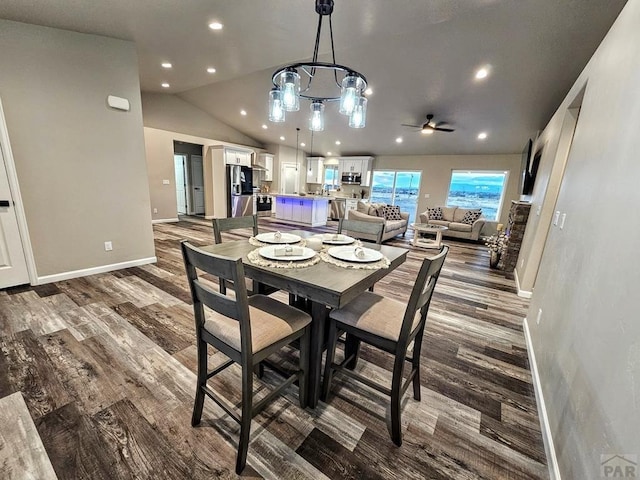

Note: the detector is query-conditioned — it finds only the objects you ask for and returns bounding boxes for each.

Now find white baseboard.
[151,218,179,224]
[523,317,561,480]
[35,256,157,285]
[515,268,533,298]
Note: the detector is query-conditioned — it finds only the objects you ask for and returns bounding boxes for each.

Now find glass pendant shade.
[309,101,325,132]
[339,74,365,115]
[279,70,300,112]
[268,88,285,122]
[349,96,367,128]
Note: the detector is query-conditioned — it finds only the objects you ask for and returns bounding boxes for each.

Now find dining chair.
[321,246,449,446]
[212,215,259,295]
[181,241,311,474]
[338,218,384,244]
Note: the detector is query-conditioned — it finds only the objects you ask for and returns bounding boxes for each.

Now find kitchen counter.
[273,195,328,226]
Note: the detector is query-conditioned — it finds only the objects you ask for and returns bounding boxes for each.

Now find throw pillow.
[370,202,386,217]
[383,205,402,221]
[461,209,482,225]
[356,201,369,214]
[428,207,443,220]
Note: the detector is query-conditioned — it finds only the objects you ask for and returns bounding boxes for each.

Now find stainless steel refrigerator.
[227,165,255,217]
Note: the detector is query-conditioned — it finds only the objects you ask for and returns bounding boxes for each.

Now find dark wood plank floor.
[0,216,548,479]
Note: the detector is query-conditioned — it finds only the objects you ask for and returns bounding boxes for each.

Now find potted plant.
[485,229,508,268]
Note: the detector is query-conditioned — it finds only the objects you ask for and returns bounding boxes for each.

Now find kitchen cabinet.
[338,156,374,186]
[257,153,274,181]
[226,150,252,166]
[273,195,328,227]
[306,157,324,184]
[345,199,359,218]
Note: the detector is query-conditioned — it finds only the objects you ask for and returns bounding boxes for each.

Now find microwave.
[341,172,362,185]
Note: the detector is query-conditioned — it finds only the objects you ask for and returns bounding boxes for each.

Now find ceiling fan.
[402,114,455,134]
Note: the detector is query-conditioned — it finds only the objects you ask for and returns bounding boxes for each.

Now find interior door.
[0,141,29,288]
[174,155,188,215]
[282,164,298,194]
[190,155,204,215]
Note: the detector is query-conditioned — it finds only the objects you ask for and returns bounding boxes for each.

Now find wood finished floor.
[0,216,548,479]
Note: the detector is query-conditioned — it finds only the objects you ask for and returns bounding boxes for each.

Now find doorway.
[0,99,31,288]
[281,163,298,194]
[173,141,205,216]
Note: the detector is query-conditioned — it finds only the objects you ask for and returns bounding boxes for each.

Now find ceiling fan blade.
[433,127,455,132]
[401,123,422,128]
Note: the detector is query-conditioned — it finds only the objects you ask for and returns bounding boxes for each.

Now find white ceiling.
[0,0,627,156]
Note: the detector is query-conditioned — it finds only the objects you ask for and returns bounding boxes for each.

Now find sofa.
[347,201,409,242]
[419,206,485,241]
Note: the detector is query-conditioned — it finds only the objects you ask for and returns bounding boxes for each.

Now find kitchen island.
[273,194,329,227]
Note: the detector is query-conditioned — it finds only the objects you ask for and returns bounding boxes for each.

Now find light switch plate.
[553,211,560,225]
[163,179,170,185]
[559,213,567,229]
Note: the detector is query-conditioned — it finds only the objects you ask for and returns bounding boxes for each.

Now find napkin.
[273,246,304,257]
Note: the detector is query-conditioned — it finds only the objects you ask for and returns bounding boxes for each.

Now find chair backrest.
[338,218,384,244]
[213,215,259,244]
[181,241,252,354]
[398,245,449,344]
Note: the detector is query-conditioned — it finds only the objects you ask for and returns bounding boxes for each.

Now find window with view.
[446,170,508,221]
[370,170,422,224]
[323,165,338,191]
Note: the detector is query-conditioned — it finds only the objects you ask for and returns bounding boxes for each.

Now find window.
[370,170,421,224]
[323,165,338,191]
[446,170,508,221]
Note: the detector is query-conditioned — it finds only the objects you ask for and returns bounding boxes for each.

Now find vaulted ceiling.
[0,0,627,156]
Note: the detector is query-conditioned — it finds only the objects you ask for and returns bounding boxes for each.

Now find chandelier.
[268,0,368,132]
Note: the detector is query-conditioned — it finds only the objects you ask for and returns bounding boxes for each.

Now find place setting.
[247,234,321,268]
[249,230,302,247]
[320,243,391,270]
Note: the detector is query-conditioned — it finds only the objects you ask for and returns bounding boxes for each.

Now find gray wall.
[142,92,263,148]
[0,19,154,279]
[521,0,640,477]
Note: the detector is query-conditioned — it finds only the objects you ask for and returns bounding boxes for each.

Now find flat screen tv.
[522,140,541,195]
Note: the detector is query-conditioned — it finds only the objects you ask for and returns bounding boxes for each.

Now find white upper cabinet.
[306,157,324,184]
[213,145,252,166]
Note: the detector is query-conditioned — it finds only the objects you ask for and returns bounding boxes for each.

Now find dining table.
[201,230,409,408]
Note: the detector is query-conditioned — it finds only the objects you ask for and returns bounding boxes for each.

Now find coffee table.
[410,223,448,249]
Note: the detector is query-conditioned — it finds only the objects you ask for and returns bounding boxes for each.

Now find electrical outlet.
[553,211,561,226]
[153,208,158,214]
[104,241,113,251]
[536,205,542,216]
[559,213,567,229]
[162,179,170,185]
[424,193,430,199]
[536,308,542,325]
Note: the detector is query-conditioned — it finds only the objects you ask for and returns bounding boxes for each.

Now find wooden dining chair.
[321,246,449,446]
[212,215,259,295]
[181,241,311,474]
[338,218,384,244]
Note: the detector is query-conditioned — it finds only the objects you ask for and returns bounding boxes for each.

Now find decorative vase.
[489,251,500,269]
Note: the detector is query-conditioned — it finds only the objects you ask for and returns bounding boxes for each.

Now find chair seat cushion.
[428,219,450,227]
[384,219,407,232]
[329,291,420,341]
[204,295,311,353]
[448,222,473,232]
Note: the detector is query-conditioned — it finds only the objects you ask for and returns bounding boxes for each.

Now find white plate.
[255,232,302,244]
[327,246,384,263]
[258,245,316,262]
[317,233,355,245]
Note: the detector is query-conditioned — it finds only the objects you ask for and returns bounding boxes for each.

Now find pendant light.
[268,0,368,131]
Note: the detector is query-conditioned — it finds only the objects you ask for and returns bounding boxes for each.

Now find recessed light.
[365,88,373,96]
[209,22,223,30]
[161,82,170,88]
[161,62,172,69]
[475,67,489,80]
[300,142,306,147]
[327,151,332,155]
[478,132,488,140]
[207,67,216,74]
[335,140,341,145]
[262,124,268,129]
[395,137,403,143]
[240,110,247,116]
[280,136,285,141]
